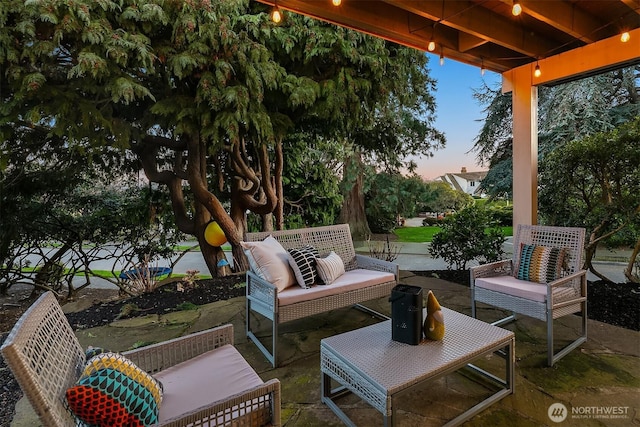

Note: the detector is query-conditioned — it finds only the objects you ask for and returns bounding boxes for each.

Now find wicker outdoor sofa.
[245,224,399,367]
[1,292,281,427]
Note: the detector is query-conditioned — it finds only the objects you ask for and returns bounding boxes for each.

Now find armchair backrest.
[513,225,586,276]
[1,292,84,427]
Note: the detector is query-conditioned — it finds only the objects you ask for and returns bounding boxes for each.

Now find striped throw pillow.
[516,244,568,283]
[287,246,319,288]
[315,251,345,285]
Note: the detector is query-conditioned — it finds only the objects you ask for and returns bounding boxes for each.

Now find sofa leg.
[491,313,517,327]
[246,299,277,368]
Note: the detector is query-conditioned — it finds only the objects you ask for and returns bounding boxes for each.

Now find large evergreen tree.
[1,0,444,276]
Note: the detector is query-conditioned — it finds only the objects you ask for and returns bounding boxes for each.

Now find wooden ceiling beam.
[498,0,603,43]
[387,0,557,58]
[458,32,488,52]
[620,0,640,15]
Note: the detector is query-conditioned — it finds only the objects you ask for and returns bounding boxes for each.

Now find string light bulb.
[427,38,436,52]
[620,31,630,43]
[534,62,541,78]
[271,1,282,23]
[439,53,445,66]
[512,0,522,16]
[332,0,342,6]
[481,58,485,76]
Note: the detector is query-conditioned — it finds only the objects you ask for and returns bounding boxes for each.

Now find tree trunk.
[338,150,371,240]
[624,238,640,283]
[274,136,285,230]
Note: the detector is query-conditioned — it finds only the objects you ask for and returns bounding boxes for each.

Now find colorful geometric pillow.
[85,346,109,361]
[287,246,319,288]
[315,251,345,285]
[66,352,163,427]
[516,244,568,284]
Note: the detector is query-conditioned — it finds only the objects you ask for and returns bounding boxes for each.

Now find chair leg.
[547,310,554,366]
[548,301,588,367]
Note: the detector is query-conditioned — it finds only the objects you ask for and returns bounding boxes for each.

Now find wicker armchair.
[470,225,587,366]
[1,292,281,427]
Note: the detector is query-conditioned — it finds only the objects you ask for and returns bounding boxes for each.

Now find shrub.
[488,204,513,226]
[428,205,506,270]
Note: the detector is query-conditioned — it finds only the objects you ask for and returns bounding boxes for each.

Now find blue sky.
[413,55,501,180]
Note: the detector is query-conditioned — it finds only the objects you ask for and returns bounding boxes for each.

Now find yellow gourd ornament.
[423,290,445,340]
[204,221,227,247]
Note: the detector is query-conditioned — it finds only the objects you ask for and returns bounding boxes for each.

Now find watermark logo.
[548,403,631,422]
[548,403,568,423]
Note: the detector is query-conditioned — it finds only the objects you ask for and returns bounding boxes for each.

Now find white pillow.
[315,251,345,285]
[241,236,296,291]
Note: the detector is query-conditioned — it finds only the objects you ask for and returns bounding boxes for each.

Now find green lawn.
[393,226,442,242]
[394,226,513,243]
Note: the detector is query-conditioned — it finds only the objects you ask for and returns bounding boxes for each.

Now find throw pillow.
[516,244,568,284]
[315,251,345,285]
[66,352,163,427]
[241,235,296,292]
[287,246,319,288]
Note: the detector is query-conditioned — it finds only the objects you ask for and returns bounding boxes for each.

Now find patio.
[11,270,639,426]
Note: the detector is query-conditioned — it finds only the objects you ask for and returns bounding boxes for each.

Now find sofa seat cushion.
[154,344,264,423]
[278,269,395,307]
[476,275,579,303]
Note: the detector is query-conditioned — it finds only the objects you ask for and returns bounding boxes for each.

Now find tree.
[2,1,445,276]
[421,181,474,217]
[0,130,180,297]
[365,172,429,233]
[539,118,640,283]
[1,0,316,275]
[263,19,445,239]
[472,66,640,199]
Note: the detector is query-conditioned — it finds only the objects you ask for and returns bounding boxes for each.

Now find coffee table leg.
[322,372,358,427]
[446,339,515,426]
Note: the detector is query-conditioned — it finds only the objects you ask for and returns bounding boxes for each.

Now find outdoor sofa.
[244,224,399,367]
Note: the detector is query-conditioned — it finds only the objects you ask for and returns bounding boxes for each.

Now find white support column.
[503,65,538,227]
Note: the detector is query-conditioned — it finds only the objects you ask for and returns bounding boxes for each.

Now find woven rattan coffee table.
[320,307,514,426]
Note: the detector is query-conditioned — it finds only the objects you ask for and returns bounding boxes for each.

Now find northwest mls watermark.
[548,402,631,423]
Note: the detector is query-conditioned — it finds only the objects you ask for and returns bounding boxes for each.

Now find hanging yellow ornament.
[204,221,227,247]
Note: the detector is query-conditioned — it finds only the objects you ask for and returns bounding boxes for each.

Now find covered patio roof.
[256,0,640,225]
[257,0,639,75]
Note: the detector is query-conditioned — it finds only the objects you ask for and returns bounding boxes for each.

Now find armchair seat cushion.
[154,344,264,423]
[475,275,580,304]
[476,276,548,302]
